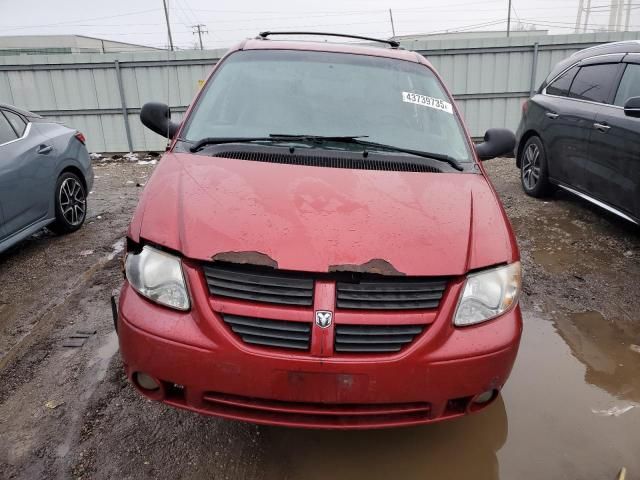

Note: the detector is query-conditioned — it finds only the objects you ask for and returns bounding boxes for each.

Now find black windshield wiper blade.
[350,139,464,171]
[189,134,369,152]
[269,134,369,142]
[189,137,275,152]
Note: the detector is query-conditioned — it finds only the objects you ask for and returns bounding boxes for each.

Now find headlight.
[125,245,190,311]
[453,262,521,326]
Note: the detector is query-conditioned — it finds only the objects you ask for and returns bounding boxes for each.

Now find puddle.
[532,248,577,274]
[553,311,640,404]
[259,311,640,480]
[510,213,615,275]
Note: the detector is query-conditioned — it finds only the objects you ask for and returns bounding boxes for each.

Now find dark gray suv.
[515,41,640,224]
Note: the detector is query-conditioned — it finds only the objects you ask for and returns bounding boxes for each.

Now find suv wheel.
[49,172,87,234]
[520,136,554,197]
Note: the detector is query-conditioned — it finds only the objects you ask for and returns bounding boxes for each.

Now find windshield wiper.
[270,134,463,171]
[188,134,368,152]
[348,139,464,171]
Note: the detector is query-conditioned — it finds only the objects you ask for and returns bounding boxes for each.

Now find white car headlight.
[125,245,190,311]
[453,262,521,326]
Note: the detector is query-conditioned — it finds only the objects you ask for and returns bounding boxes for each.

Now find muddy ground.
[0,159,639,480]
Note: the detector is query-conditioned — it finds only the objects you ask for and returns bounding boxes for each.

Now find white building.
[0,35,162,56]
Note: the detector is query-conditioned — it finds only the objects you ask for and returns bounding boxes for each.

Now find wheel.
[520,136,554,198]
[49,172,87,234]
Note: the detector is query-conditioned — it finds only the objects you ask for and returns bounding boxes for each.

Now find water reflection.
[261,396,507,480]
[554,311,640,404]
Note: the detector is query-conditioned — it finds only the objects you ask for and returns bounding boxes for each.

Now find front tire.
[49,172,87,234]
[520,136,554,198]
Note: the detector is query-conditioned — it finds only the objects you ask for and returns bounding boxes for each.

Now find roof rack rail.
[258,31,400,48]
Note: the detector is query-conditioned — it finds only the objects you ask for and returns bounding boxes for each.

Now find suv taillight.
[75,131,86,145]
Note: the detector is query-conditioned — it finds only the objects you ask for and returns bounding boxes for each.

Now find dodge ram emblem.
[315,310,333,328]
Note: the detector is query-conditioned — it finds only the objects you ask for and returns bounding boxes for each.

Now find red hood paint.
[129,153,517,276]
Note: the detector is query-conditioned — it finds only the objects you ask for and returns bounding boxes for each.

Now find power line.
[0,8,159,32]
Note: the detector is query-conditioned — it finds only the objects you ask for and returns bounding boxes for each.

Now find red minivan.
[115,32,522,429]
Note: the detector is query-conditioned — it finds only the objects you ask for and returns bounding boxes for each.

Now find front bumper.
[117,264,522,429]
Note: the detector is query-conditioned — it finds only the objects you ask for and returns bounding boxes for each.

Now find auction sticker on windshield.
[402,92,453,114]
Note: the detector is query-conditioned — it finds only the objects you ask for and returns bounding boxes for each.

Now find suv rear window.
[183,50,472,163]
[568,64,620,104]
[546,66,578,97]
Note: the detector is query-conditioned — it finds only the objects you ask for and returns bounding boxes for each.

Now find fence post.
[529,42,540,97]
[114,60,134,152]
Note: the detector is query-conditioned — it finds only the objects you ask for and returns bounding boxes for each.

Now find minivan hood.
[131,153,516,276]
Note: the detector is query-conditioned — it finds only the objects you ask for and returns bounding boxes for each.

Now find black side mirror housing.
[623,96,640,118]
[140,102,180,138]
[475,128,516,161]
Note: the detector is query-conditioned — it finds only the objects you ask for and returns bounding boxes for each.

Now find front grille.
[203,264,314,306]
[223,314,311,350]
[335,324,424,353]
[336,278,448,310]
[213,150,442,173]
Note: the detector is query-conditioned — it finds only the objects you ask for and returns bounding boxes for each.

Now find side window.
[614,64,640,107]
[3,111,26,137]
[546,66,579,97]
[0,112,18,145]
[568,64,620,104]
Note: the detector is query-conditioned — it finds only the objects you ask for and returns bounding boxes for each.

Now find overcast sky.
[0,0,636,51]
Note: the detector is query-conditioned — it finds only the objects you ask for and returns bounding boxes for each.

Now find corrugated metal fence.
[2,31,640,152]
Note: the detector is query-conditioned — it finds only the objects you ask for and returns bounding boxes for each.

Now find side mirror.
[140,102,180,138]
[624,96,640,118]
[475,128,516,161]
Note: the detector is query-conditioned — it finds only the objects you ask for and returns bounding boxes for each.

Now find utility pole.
[389,9,396,37]
[616,0,624,30]
[575,0,585,32]
[583,0,592,32]
[192,24,208,50]
[162,0,174,51]
[507,0,512,37]
[625,0,632,30]
[609,0,621,31]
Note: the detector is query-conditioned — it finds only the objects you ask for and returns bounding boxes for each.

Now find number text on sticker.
[402,92,453,114]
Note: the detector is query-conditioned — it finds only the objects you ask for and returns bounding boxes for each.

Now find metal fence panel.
[2,33,640,151]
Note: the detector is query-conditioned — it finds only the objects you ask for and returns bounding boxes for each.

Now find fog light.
[135,372,160,391]
[473,390,494,404]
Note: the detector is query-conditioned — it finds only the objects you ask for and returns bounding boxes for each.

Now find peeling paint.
[328,258,406,276]
[211,251,278,269]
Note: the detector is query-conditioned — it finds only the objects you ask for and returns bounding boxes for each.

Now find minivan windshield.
[182,50,472,163]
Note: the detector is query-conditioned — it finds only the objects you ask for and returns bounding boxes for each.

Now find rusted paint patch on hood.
[328,259,406,276]
[211,251,278,269]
